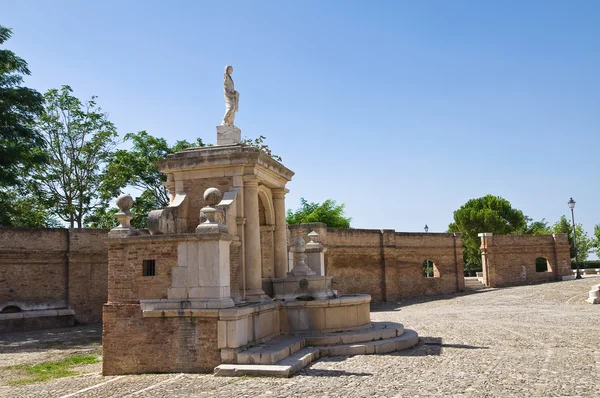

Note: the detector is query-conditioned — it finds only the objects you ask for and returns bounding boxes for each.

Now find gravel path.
[1,277,598,397]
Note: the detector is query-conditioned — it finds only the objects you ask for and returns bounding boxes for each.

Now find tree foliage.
[34,85,118,228]
[552,216,594,262]
[286,198,351,228]
[87,131,204,228]
[448,195,527,265]
[524,218,552,235]
[0,25,53,226]
[594,224,600,258]
[243,135,282,162]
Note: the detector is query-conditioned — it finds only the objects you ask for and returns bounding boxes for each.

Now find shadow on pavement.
[0,324,102,354]
[369,289,498,312]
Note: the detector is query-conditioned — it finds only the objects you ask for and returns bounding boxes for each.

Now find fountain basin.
[280,294,371,333]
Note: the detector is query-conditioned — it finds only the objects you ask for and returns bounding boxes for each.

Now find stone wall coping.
[104,232,235,245]
[218,301,280,320]
[142,309,220,318]
[0,308,74,321]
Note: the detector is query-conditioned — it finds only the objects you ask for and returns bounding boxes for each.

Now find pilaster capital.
[272,188,289,199]
[242,175,259,186]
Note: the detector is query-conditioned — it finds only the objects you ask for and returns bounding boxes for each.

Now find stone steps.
[317,329,418,356]
[236,336,305,365]
[301,321,404,346]
[214,326,419,378]
[464,277,486,291]
[214,347,320,377]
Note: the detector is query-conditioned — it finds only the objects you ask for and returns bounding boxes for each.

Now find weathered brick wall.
[102,304,219,375]
[0,227,107,323]
[288,224,464,301]
[480,233,571,287]
[103,235,220,375]
[106,237,177,303]
[67,229,109,323]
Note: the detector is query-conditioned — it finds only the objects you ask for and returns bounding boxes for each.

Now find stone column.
[272,188,288,279]
[243,176,267,301]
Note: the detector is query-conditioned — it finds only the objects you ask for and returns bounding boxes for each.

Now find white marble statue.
[221,65,239,126]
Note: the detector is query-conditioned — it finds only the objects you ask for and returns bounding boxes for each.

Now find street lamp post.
[567,197,582,279]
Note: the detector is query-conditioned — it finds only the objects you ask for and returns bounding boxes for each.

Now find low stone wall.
[288,224,465,301]
[479,233,571,287]
[0,227,108,325]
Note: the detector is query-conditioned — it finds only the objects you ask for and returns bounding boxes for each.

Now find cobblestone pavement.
[1,278,598,397]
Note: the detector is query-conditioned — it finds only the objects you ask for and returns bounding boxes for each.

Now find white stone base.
[217,125,241,145]
[586,284,600,304]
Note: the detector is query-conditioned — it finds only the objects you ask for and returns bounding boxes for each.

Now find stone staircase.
[464,277,486,291]
[214,322,418,377]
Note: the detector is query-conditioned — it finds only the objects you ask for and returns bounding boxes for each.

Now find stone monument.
[102,67,418,378]
[217,65,241,145]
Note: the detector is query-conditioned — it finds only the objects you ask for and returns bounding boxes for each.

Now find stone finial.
[289,236,315,276]
[196,188,228,234]
[108,194,139,237]
[308,230,319,244]
[116,194,133,225]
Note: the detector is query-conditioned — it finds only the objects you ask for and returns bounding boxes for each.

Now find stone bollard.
[586,284,600,304]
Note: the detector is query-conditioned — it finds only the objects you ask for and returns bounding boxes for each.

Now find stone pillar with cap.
[289,237,315,276]
[305,231,325,276]
[166,187,234,308]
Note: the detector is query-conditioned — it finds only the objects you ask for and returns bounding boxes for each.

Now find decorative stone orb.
[294,236,306,251]
[116,194,134,212]
[204,187,222,206]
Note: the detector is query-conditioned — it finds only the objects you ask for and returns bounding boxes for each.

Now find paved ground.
[1,277,598,397]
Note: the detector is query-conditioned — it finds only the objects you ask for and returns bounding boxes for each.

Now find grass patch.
[8,354,100,385]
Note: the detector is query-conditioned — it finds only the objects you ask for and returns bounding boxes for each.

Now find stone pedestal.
[586,284,600,304]
[217,125,241,146]
[165,236,234,308]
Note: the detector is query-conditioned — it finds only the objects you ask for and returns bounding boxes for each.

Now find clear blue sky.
[4,1,599,243]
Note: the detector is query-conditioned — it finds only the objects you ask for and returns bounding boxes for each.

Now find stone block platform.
[213,321,418,377]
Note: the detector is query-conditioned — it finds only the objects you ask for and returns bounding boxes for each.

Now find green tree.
[0,25,54,226]
[286,198,351,228]
[594,224,600,258]
[34,85,118,228]
[448,195,527,266]
[552,216,594,262]
[524,218,552,235]
[87,131,204,228]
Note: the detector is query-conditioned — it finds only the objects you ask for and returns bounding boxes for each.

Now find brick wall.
[102,304,219,375]
[288,224,464,301]
[103,235,220,375]
[0,227,107,323]
[106,238,177,303]
[480,233,571,287]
